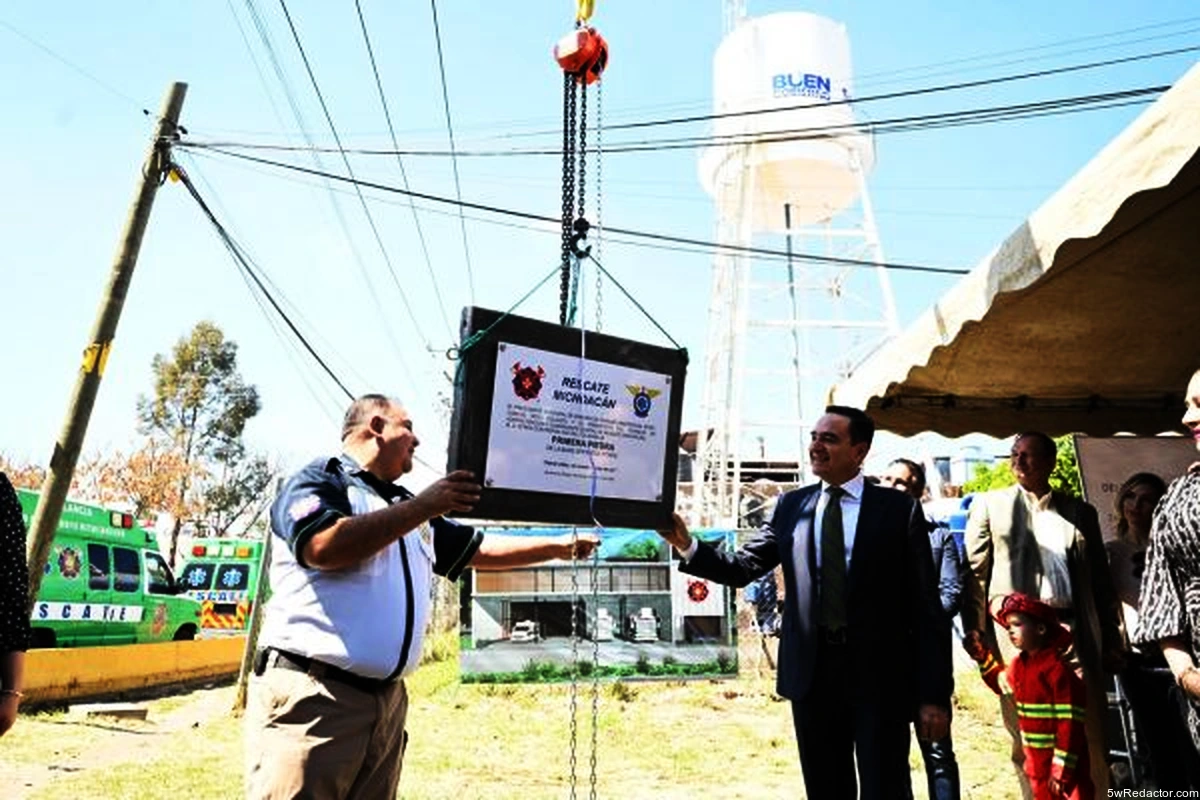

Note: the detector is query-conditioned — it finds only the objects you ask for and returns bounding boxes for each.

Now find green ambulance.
[178,537,267,633]
[18,489,203,648]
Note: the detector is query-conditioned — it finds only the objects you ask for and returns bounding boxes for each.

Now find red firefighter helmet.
[554,26,608,85]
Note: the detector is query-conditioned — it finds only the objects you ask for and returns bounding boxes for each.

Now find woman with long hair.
[1107,471,1199,787]
[1134,368,1200,783]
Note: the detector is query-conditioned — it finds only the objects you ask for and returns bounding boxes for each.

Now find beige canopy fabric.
[830,62,1200,438]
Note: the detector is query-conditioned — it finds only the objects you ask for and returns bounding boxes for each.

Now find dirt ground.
[2,683,236,799]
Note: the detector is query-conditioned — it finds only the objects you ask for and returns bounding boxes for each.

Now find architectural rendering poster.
[485,342,672,503]
[459,527,738,684]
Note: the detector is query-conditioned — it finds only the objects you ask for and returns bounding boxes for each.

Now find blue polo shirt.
[258,454,482,679]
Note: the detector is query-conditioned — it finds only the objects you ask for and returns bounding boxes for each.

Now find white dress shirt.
[1020,487,1073,609]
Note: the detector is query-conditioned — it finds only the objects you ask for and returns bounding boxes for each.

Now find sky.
[1,1,1197,488]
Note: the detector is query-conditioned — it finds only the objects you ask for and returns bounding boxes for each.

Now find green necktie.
[819,485,848,631]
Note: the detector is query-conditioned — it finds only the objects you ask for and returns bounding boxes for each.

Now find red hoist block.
[554,27,608,84]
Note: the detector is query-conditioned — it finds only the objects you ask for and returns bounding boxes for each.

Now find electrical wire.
[172,163,356,402]
[227,0,297,154]
[0,16,153,116]
[241,0,425,398]
[175,145,972,275]
[428,0,477,303]
[354,0,454,341]
[177,151,359,422]
[182,83,1167,158]
[601,44,1198,133]
[276,0,433,356]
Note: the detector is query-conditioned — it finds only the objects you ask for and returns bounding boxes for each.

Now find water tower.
[692,9,899,527]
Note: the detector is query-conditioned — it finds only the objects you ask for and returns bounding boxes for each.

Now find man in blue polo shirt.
[246,394,598,799]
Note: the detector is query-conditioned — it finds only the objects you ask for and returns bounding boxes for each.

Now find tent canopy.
[830,63,1200,438]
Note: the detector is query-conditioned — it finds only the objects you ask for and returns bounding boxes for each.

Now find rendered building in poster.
[459,528,737,683]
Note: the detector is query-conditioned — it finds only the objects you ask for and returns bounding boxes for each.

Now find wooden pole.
[26,82,188,609]
[232,502,275,714]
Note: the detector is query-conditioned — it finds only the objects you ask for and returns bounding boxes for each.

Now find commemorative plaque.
[446,307,687,527]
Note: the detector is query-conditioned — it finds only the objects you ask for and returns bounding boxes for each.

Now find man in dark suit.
[660,406,951,799]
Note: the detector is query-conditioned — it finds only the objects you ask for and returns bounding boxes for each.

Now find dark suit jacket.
[683,481,951,709]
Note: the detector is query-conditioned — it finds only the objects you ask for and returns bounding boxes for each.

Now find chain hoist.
[553,4,608,797]
[553,4,607,327]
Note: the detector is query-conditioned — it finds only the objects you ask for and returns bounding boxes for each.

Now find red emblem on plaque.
[511,362,546,401]
[687,579,710,603]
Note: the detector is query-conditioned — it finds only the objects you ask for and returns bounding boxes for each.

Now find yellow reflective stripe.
[1018,708,1057,719]
[1052,750,1078,767]
[1016,702,1085,720]
[1021,732,1056,748]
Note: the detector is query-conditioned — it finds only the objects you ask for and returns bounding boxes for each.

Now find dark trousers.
[917,734,960,800]
[791,637,913,800]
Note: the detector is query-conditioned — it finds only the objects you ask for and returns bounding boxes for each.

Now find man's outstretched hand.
[657,513,693,553]
[414,470,481,517]
[563,533,601,560]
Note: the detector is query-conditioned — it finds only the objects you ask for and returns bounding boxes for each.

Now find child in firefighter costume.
[966,592,1094,800]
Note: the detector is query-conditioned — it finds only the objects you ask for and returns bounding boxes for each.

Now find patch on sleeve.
[288,495,322,522]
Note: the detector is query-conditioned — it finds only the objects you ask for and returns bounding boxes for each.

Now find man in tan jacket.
[962,432,1124,798]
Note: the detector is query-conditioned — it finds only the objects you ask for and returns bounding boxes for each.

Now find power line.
[177,155,451,455]
[185,145,1004,262]
[277,0,433,354]
[226,0,294,151]
[177,150,368,421]
[428,0,477,303]
[183,83,1166,158]
[176,145,972,276]
[354,0,454,341]
[240,0,426,396]
[0,16,152,116]
[275,0,453,441]
[853,18,1200,87]
[600,44,1198,134]
[172,163,356,402]
[174,17,1200,146]
[426,42,1199,143]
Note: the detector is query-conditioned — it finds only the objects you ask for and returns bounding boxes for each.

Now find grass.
[3,633,1020,800]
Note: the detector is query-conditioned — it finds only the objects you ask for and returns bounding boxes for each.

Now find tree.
[112,439,195,520]
[961,435,1081,498]
[0,457,45,490]
[1049,435,1082,498]
[138,321,272,559]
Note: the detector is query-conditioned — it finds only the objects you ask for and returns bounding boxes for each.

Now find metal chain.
[587,77,602,800]
[588,535,600,800]
[577,82,587,223]
[568,525,580,800]
[560,72,577,327]
[594,79,603,334]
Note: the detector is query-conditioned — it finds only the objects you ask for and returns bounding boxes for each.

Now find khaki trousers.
[245,666,409,800]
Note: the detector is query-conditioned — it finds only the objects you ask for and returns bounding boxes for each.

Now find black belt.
[257,648,394,694]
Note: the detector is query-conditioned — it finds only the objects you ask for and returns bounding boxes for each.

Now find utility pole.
[232,520,273,715]
[26,81,188,609]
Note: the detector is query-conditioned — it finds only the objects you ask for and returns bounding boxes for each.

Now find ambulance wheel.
[173,625,197,641]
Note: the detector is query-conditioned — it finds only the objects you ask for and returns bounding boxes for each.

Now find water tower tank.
[699,12,874,229]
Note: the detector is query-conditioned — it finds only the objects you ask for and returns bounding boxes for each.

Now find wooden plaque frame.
[446,306,688,528]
